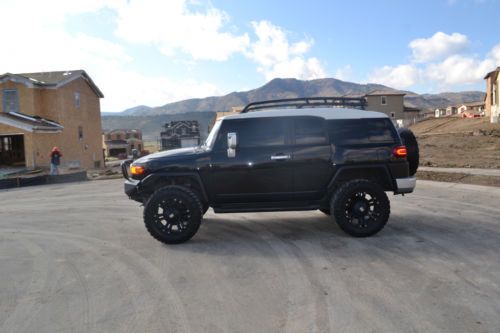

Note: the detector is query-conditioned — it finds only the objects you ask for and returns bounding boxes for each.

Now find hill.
[104,78,485,116]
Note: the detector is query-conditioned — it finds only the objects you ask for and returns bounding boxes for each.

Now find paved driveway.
[1,179,499,332]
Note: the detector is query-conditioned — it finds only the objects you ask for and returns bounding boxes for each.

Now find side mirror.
[227,132,237,158]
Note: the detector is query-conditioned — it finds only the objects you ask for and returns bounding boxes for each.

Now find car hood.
[135,146,204,164]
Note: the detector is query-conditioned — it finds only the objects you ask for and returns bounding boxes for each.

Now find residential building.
[0,70,104,169]
[364,90,421,126]
[457,101,485,114]
[103,129,143,157]
[160,120,200,150]
[485,67,500,123]
[423,110,436,118]
[446,105,458,116]
[435,107,447,117]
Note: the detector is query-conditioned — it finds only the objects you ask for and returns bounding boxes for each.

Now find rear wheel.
[144,186,203,244]
[330,180,390,237]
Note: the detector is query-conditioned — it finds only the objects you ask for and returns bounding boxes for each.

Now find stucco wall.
[366,95,405,119]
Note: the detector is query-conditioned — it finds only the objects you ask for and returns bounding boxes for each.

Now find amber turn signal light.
[130,165,145,175]
[392,146,407,158]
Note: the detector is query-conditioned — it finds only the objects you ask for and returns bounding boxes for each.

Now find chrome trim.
[271,155,291,160]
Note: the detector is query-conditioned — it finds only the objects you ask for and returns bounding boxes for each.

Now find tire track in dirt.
[0,229,192,333]
[242,216,331,333]
[0,235,53,333]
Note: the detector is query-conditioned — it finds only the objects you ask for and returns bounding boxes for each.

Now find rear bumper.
[395,176,416,194]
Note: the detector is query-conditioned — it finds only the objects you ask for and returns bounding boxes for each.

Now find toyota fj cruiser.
[122,97,419,244]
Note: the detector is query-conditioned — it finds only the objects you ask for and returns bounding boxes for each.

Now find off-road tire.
[144,185,203,244]
[330,180,390,237]
[398,128,419,176]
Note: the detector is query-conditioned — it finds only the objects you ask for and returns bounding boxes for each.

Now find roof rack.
[240,97,367,113]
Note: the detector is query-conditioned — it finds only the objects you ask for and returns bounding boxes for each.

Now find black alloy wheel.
[144,186,203,244]
[331,180,390,237]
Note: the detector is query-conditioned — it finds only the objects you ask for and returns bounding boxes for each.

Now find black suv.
[122,98,418,244]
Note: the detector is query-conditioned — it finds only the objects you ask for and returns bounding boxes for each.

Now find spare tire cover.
[397,128,419,176]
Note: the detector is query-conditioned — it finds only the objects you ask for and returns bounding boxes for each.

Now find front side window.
[294,117,327,145]
[3,89,19,113]
[215,117,287,150]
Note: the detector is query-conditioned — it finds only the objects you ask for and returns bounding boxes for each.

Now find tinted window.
[328,119,397,145]
[216,117,287,149]
[294,117,327,145]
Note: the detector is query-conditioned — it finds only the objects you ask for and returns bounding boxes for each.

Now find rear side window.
[328,118,397,145]
[216,117,287,149]
[294,117,327,145]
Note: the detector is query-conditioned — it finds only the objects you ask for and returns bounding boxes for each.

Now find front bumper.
[395,176,416,194]
[124,179,144,202]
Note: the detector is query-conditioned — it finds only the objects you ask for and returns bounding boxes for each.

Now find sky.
[0,0,499,112]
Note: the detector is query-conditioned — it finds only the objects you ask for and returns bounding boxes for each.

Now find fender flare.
[139,172,209,202]
[326,164,395,193]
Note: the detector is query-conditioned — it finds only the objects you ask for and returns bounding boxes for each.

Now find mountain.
[103,78,485,116]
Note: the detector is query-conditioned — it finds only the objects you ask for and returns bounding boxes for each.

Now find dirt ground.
[417,170,500,187]
[410,117,500,169]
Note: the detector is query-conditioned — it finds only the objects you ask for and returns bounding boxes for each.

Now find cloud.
[424,54,496,85]
[247,21,326,80]
[368,29,500,91]
[96,71,220,111]
[0,0,226,111]
[367,64,421,88]
[334,65,352,81]
[114,0,250,61]
[409,32,469,63]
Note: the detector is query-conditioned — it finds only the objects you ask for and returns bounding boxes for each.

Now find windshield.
[203,119,222,149]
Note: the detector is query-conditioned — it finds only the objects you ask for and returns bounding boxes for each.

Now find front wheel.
[144,186,203,244]
[330,180,390,237]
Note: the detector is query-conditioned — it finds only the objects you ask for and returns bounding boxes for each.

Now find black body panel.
[123,111,413,212]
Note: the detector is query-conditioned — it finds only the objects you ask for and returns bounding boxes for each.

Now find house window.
[74,92,80,108]
[391,112,395,118]
[116,134,121,140]
[381,96,387,105]
[78,126,83,140]
[138,144,142,151]
[3,89,19,113]
[493,83,498,106]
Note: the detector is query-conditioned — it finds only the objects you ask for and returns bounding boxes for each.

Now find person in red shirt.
[49,147,63,175]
